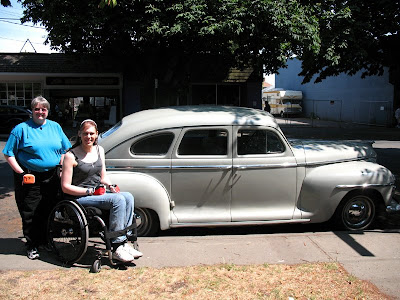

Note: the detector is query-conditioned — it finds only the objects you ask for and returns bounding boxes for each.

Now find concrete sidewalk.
[1,229,400,298]
[1,119,400,299]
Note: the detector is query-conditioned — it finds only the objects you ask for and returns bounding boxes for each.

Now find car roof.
[101,106,281,150]
[125,106,278,133]
[1,105,31,111]
[123,105,278,128]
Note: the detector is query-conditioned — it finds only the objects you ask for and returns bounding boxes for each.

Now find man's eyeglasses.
[34,108,48,112]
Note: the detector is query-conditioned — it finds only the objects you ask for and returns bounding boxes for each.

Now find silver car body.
[99,106,397,235]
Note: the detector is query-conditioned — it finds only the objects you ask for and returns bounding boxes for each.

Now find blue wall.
[276,58,394,125]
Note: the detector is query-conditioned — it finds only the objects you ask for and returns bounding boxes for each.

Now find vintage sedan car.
[99,106,398,236]
[0,105,32,133]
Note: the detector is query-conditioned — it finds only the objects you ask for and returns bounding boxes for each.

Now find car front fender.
[298,161,395,222]
[106,171,172,231]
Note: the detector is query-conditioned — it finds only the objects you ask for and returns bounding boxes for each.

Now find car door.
[170,127,232,223]
[231,126,297,221]
[104,129,182,194]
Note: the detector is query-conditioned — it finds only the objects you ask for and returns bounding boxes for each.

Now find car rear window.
[130,133,174,155]
[178,129,228,155]
[237,129,285,155]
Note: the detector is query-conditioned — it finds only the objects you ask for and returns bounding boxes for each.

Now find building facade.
[276,58,395,126]
[0,53,262,130]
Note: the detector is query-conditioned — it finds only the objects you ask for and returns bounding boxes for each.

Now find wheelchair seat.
[47,199,140,273]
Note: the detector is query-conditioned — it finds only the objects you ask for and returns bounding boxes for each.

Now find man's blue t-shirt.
[3,119,71,172]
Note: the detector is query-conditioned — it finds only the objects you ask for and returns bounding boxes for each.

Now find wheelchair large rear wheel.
[48,201,89,264]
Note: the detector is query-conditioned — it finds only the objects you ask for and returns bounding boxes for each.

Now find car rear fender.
[298,161,395,222]
[106,171,172,230]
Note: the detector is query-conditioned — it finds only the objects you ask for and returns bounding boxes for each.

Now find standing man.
[264,101,271,113]
[3,96,71,260]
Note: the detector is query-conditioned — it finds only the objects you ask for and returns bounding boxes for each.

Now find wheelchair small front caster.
[90,259,102,273]
[133,240,139,251]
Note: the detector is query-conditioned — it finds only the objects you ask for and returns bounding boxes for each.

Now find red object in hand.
[94,184,106,195]
[111,184,120,193]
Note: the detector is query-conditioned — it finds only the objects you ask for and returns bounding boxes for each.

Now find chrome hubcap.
[343,196,373,229]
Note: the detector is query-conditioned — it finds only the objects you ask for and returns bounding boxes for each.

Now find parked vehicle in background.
[0,105,32,133]
[99,106,399,236]
[262,89,302,117]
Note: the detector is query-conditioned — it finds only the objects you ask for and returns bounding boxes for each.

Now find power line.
[0,35,45,45]
[0,19,46,29]
[0,8,22,18]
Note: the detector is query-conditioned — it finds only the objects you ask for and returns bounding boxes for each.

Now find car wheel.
[135,207,159,237]
[335,193,376,230]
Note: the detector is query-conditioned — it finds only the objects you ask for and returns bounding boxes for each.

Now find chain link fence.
[353,100,393,126]
[290,99,394,127]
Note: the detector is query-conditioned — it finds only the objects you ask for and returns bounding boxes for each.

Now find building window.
[191,84,240,106]
[0,82,42,107]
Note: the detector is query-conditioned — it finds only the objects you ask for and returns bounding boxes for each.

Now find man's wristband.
[86,187,94,195]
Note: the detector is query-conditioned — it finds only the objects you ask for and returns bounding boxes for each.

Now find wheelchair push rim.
[47,200,89,265]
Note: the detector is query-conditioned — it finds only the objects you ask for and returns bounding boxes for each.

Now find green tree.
[298,0,400,85]
[1,0,11,7]
[7,0,400,95]
[18,0,319,77]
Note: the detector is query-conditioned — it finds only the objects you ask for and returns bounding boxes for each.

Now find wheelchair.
[47,198,141,273]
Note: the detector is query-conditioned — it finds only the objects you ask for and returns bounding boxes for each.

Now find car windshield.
[99,121,122,139]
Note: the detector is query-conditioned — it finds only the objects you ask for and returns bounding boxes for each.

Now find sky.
[0,0,55,53]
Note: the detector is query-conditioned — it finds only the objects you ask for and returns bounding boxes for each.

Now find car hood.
[288,139,377,166]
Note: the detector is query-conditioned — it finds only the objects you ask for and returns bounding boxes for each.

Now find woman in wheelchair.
[61,119,143,263]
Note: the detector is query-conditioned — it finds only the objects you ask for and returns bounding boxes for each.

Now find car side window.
[130,133,174,155]
[178,129,228,155]
[237,129,285,155]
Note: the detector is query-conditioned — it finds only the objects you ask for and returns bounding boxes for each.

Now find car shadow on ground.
[158,214,400,237]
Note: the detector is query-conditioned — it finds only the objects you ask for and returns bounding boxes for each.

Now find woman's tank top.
[70,145,102,188]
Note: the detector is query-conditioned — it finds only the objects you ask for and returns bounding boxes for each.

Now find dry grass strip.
[0,262,389,299]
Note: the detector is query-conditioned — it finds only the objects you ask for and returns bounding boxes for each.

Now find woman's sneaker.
[123,242,143,258]
[27,247,40,260]
[112,245,135,262]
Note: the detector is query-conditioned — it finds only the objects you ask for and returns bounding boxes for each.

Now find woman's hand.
[109,184,120,193]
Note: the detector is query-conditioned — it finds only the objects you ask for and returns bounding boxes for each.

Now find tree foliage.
[19,0,319,77]
[1,0,11,7]
[13,0,400,85]
[298,0,400,84]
